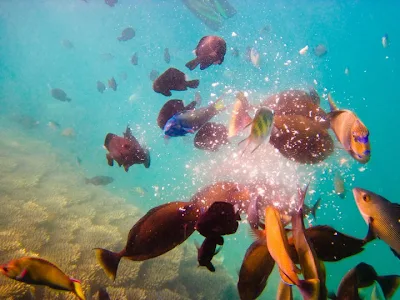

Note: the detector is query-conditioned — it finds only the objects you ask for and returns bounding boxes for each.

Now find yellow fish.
[0,257,85,299]
[238,107,274,154]
[328,93,370,163]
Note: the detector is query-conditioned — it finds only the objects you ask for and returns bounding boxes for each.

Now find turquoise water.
[0,0,399,299]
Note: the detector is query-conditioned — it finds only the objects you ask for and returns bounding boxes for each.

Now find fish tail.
[185,58,199,70]
[311,197,321,219]
[186,79,200,89]
[298,278,320,300]
[327,93,339,111]
[376,275,400,299]
[71,279,85,300]
[143,148,151,169]
[94,248,122,281]
[213,98,225,111]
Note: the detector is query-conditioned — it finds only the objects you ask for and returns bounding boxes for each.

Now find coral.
[0,230,23,252]
[114,259,143,286]
[125,288,147,300]
[146,288,192,300]
[0,277,33,299]
[40,243,81,274]
[20,226,50,253]
[104,287,127,300]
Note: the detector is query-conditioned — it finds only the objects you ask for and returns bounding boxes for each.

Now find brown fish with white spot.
[153,68,199,96]
[186,36,227,70]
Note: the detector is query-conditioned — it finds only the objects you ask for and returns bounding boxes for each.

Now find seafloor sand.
[0,125,238,300]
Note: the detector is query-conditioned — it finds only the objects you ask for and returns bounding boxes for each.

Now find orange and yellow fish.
[228,91,252,138]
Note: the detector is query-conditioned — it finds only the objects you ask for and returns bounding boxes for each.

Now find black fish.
[153,68,199,96]
[186,36,227,70]
[196,235,224,272]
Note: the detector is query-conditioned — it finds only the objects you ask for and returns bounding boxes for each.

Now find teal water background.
[0,0,399,299]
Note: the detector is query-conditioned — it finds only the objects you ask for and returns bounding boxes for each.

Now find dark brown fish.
[186,36,227,70]
[194,122,229,151]
[117,27,135,41]
[196,235,224,272]
[51,88,71,102]
[195,201,241,237]
[261,89,328,128]
[237,239,275,300]
[157,99,198,129]
[288,225,366,262]
[97,81,106,93]
[105,0,117,7]
[131,52,138,65]
[164,48,170,63]
[94,201,199,281]
[269,115,334,164]
[84,176,114,186]
[190,181,251,213]
[108,77,117,91]
[153,68,199,96]
[104,126,150,172]
[149,70,159,82]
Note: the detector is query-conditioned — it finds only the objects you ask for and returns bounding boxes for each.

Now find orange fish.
[0,257,85,299]
[228,91,253,138]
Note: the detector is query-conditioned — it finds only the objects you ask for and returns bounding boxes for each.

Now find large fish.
[104,126,150,172]
[153,68,199,96]
[0,257,85,299]
[237,239,275,300]
[163,98,224,137]
[353,187,400,259]
[94,201,199,281]
[228,91,252,138]
[185,36,227,70]
[238,107,274,155]
[327,93,371,163]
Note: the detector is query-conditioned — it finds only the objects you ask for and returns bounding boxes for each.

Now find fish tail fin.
[186,79,200,89]
[94,248,122,281]
[143,148,151,169]
[310,197,321,219]
[213,98,225,112]
[248,228,265,241]
[327,93,339,111]
[376,275,400,299]
[71,278,85,300]
[299,279,320,300]
[185,58,200,70]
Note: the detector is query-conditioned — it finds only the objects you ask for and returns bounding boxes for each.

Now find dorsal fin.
[327,93,339,112]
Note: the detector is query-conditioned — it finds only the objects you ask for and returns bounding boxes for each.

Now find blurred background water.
[0,0,399,299]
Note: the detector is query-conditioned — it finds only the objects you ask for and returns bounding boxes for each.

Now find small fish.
[132,186,147,197]
[185,36,227,70]
[250,47,260,68]
[50,88,71,102]
[195,201,241,237]
[238,107,274,155]
[131,52,138,65]
[333,172,346,199]
[108,77,117,91]
[61,127,76,138]
[314,44,327,57]
[47,120,61,130]
[61,39,74,49]
[149,70,159,82]
[163,98,224,137]
[153,67,199,97]
[195,235,223,272]
[237,239,275,300]
[94,201,199,281]
[353,187,400,259]
[344,67,350,75]
[299,45,309,55]
[104,125,150,172]
[382,34,389,48]
[231,47,239,57]
[328,93,371,163]
[105,0,117,7]
[84,176,114,186]
[228,91,252,138]
[0,257,85,299]
[76,156,82,166]
[97,81,106,93]
[193,122,229,152]
[117,27,135,41]
[164,48,170,63]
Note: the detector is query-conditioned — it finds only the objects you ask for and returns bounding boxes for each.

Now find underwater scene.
[0,0,399,299]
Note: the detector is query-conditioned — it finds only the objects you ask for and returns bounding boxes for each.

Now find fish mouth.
[352,188,370,224]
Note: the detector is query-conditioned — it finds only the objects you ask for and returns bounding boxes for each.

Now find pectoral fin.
[16,269,27,280]
[363,221,377,243]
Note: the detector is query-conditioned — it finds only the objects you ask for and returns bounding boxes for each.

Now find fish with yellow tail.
[228,91,252,138]
[238,107,274,155]
[327,93,371,163]
[353,187,400,259]
[0,257,85,299]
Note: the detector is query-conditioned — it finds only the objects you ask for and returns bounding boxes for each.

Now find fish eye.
[2,266,7,272]
[362,194,370,202]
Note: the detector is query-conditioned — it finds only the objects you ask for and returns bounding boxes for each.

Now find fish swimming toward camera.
[328,93,371,163]
[153,68,199,96]
[185,36,227,70]
[163,98,224,137]
[228,91,253,138]
[117,27,135,41]
[50,88,71,102]
[0,257,85,299]
[104,126,150,172]
[97,81,106,93]
[84,176,114,186]
[108,77,117,91]
[353,187,400,259]
[195,235,224,272]
[238,107,274,155]
[94,201,199,281]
